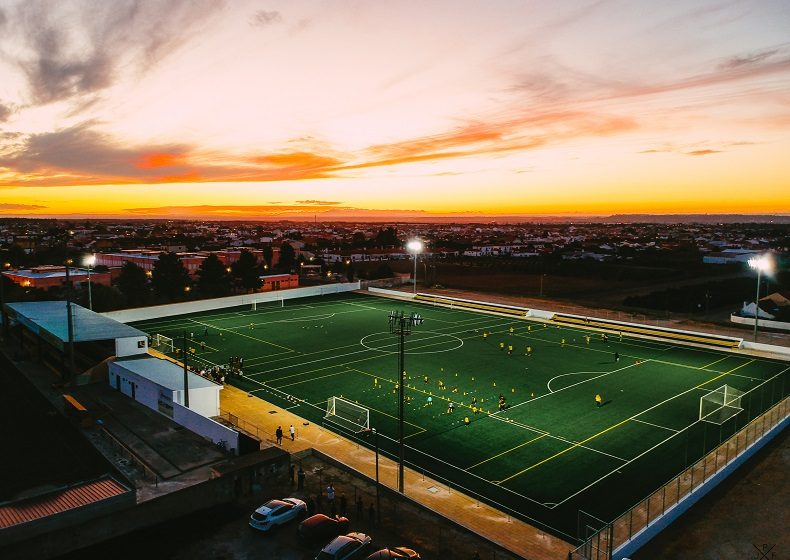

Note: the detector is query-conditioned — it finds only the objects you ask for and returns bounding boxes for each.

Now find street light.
[0,262,10,336]
[748,255,773,342]
[388,310,424,493]
[406,239,423,295]
[84,254,96,311]
[360,427,380,522]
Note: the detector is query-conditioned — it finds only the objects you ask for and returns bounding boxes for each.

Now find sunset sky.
[1,0,789,220]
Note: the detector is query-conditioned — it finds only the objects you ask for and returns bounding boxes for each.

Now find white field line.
[548,360,786,508]
[632,418,679,433]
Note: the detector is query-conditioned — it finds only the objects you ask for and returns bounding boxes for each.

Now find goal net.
[325,396,370,432]
[251,298,284,311]
[151,333,174,353]
[699,384,744,424]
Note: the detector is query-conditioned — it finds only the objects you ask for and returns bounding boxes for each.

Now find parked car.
[315,532,372,560]
[298,513,350,543]
[365,547,421,559]
[249,498,307,532]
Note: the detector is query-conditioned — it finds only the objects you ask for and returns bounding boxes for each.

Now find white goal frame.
[251,298,284,311]
[151,333,174,353]
[699,384,744,425]
[325,396,370,432]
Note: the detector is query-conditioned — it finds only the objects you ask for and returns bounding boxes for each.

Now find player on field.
[595,394,603,407]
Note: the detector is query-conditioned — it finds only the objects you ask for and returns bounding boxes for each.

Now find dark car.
[315,532,372,560]
[298,513,350,543]
[365,547,421,559]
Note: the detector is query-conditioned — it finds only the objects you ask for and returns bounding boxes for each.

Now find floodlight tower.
[406,239,423,294]
[84,254,96,311]
[748,255,773,342]
[388,310,424,493]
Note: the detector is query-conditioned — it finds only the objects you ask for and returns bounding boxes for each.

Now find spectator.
[275,426,283,445]
[297,465,306,490]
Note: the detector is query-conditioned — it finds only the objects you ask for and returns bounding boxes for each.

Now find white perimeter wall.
[730,314,790,332]
[101,282,362,323]
[172,401,239,454]
[115,335,148,357]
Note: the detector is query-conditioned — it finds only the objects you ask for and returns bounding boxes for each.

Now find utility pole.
[64,260,76,383]
[182,330,190,408]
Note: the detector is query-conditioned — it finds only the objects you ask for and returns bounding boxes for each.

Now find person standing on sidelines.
[289,424,295,440]
[275,426,283,445]
[326,483,335,514]
[614,352,620,363]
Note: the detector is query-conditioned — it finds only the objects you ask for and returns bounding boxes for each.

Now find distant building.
[259,273,299,292]
[2,265,111,289]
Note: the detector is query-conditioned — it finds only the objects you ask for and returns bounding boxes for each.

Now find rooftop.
[4,301,145,347]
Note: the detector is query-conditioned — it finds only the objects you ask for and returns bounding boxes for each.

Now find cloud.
[0,203,47,210]
[250,10,282,27]
[295,200,341,206]
[718,49,779,70]
[0,102,13,122]
[6,0,222,106]
[686,149,721,156]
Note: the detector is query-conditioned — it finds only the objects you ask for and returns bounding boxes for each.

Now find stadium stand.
[551,313,742,349]
[415,294,527,317]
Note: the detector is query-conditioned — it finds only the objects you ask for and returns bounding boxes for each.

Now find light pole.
[406,239,423,294]
[748,255,773,343]
[388,310,424,493]
[0,261,10,336]
[84,254,96,311]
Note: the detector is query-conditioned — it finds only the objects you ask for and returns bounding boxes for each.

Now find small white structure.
[108,357,221,418]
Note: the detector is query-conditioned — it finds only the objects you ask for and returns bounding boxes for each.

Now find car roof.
[322,533,366,553]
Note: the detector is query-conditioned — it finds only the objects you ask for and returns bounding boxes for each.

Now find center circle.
[360,330,464,354]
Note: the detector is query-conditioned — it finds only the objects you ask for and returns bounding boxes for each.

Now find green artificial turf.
[131,292,789,541]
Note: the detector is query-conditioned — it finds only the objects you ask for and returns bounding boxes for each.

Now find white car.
[248,498,307,532]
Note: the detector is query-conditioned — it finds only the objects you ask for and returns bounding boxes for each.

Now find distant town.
[0,218,787,321]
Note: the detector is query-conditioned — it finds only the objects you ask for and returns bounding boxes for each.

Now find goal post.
[251,298,284,311]
[699,384,744,424]
[325,396,370,433]
[151,333,174,353]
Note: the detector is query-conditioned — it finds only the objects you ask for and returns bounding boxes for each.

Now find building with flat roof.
[2,266,111,290]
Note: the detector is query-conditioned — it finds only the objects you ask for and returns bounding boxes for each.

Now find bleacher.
[415,294,527,318]
[551,313,742,349]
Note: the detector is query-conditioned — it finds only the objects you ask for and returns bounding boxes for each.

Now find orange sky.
[1,0,789,219]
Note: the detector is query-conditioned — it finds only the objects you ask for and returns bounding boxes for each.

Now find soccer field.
[131,292,789,541]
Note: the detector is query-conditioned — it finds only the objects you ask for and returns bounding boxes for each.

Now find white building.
[108,356,222,418]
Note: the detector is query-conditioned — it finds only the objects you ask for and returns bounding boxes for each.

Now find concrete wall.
[101,282,362,323]
[730,313,790,332]
[115,335,148,358]
[173,384,220,417]
[172,401,238,454]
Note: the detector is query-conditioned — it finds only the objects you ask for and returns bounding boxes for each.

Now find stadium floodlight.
[387,309,425,493]
[406,239,423,294]
[748,254,773,342]
[83,254,96,311]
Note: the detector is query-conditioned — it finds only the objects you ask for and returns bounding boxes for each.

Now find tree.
[352,232,366,248]
[230,249,262,293]
[278,242,296,272]
[262,245,273,269]
[116,262,150,307]
[375,227,398,248]
[370,263,395,279]
[151,252,190,301]
[197,254,231,298]
[77,283,126,312]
